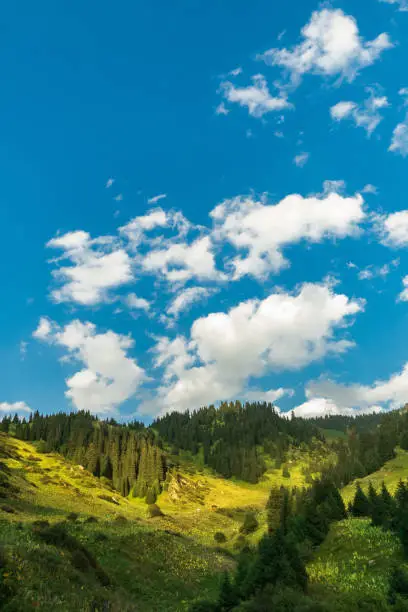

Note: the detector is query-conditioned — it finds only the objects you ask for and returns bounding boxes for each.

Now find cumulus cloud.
[119,208,189,248]
[210,188,365,280]
[125,293,150,312]
[105,178,115,188]
[330,91,389,136]
[215,102,230,116]
[259,9,392,86]
[47,231,133,306]
[293,152,310,167]
[33,317,55,340]
[219,74,292,118]
[167,287,215,318]
[398,276,408,302]
[380,210,408,247]
[142,235,223,283]
[293,362,408,416]
[33,318,145,415]
[0,401,33,415]
[389,115,408,156]
[141,282,363,415]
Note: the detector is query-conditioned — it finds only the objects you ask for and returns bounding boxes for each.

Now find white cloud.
[362,184,378,194]
[0,401,33,415]
[380,210,408,247]
[33,319,145,415]
[229,67,242,77]
[210,188,365,280]
[389,114,408,156]
[119,208,189,248]
[106,178,115,189]
[219,74,292,118]
[295,362,408,416]
[114,194,123,202]
[47,231,133,306]
[357,261,398,281]
[125,293,150,312]
[259,9,393,85]
[291,397,382,418]
[142,235,222,283]
[141,282,363,415]
[380,0,408,11]
[167,287,215,318]
[293,152,310,167]
[147,194,167,205]
[33,317,54,340]
[216,102,230,116]
[330,91,389,136]
[242,388,293,404]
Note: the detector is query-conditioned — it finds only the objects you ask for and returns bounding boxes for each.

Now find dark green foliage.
[84,516,98,524]
[67,512,79,522]
[389,567,408,605]
[350,483,370,517]
[154,401,321,483]
[1,504,15,514]
[71,549,91,572]
[240,512,259,535]
[214,532,227,543]
[218,572,239,611]
[4,410,166,499]
[189,602,219,612]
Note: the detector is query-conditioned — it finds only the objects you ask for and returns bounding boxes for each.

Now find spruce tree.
[350,483,370,517]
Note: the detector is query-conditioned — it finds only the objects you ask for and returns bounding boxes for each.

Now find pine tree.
[218,572,238,611]
[350,483,370,517]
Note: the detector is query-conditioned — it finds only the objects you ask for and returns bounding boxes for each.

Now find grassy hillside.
[308,518,405,611]
[0,432,334,610]
[342,447,408,504]
[0,433,232,611]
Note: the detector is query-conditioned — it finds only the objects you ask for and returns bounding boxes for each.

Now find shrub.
[84,516,98,524]
[214,531,227,544]
[114,515,128,524]
[147,504,164,518]
[32,520,50,530]
[71,549,91,572]
[233,534,248,551]
[36,440,47,453]
[240,512,259,534]
[66,512,79,522]
[1,505,15,514]
[95,532,108,542]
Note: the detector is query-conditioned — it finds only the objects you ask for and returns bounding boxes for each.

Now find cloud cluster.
[293,362,408,417]
[142,282,363,415]
[259,9,392,85]
[0,401,32,415]
[380,0,408,10]
[331,91,389,136]
[210,190,365,279]
[33,317,145,415]
[218,74,292,118]
[47,231,133,306]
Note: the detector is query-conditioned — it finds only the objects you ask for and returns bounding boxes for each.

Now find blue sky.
[3,0,408,421]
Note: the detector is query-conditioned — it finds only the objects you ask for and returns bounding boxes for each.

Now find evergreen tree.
[350,483,370,517]
[218,572,238,611]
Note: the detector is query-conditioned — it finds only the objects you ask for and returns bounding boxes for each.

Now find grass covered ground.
[308,518,405,611]
[0,433,338,610]
[342,447,408,504]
